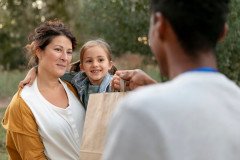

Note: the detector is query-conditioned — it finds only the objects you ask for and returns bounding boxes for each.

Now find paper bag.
[80,92,126,160]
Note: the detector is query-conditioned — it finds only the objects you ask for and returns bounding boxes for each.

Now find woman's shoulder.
[2,88,35,133]
[5,88,30,113]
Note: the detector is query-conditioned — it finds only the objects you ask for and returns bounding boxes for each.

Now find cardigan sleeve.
[2,89,47,160]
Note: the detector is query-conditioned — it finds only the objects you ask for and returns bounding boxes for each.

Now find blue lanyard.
[188,67,218,73]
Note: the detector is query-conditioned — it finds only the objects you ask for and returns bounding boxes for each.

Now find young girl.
[70,39,115,108]
[20,39,116,109]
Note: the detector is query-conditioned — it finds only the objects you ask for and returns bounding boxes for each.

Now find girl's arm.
[18,67,37,88]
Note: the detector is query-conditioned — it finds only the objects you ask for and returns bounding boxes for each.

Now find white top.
[103,72,240,160]
[21,78,85,160]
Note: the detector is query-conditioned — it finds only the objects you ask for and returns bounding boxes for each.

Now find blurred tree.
[79,0,151,56]
[216,0,240,85]
[0,1,34,69]
[0,0,81,69]
[80,0,240,84]
[0,0,240,85]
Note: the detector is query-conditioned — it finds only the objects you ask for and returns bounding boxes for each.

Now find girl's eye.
[99,58,105,62]
[86,60,92,63]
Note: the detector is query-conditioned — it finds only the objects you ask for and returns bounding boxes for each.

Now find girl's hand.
[18,67,37,88]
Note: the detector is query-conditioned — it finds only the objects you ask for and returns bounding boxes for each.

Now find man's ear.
[218,23,228,42]
[154,12,166,40]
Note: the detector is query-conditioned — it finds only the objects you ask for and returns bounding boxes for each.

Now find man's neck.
[168,50,217,79]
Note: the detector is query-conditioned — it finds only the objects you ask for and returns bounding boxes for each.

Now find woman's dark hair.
[25,19,77,67]
[150,0,230,56]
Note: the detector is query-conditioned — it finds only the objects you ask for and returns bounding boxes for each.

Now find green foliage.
[0,0,81,69]
[0,108,7,160]
[216,0,240,85]
[0,1,39,69]
[0,70,26,98]
[0,0,240,84]
[0,69,26,159]
[79,0,151,56]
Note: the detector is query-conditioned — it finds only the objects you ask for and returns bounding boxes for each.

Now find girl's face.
[80,46,113,85]
[37,35,73,78]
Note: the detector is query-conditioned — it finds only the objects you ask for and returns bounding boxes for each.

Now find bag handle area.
[119,78,126,92]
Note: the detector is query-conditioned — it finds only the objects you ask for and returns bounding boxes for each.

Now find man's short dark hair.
[150,0,230,56]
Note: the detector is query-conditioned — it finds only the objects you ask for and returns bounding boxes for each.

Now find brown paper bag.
[80,92,126,160]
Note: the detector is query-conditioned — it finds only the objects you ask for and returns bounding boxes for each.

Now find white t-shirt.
[103,72,240,160]
[21,78,85,160]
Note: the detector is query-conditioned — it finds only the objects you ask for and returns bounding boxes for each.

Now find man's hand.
[111,69,157,91]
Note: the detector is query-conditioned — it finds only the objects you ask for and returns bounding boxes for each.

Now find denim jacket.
[71,72,112,109]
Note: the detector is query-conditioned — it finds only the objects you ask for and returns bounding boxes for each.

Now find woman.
[2,20,85,160]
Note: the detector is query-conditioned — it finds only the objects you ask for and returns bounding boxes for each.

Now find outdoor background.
[0,0,240,159]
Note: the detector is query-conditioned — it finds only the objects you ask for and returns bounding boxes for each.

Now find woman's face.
[37,35,73,78]
[80,46,112,85]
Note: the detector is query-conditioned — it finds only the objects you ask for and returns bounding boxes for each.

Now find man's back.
[103,72,240,160]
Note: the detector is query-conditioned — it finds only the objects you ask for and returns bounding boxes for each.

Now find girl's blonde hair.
[79,38,112,64]
[70,39,117,74]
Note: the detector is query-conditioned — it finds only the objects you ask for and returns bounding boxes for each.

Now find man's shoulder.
[128,80,177,99]
[120,76,197,111]
[122,83,171,108]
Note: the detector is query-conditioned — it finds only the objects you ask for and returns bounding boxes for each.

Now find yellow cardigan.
[2,82,79,160]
